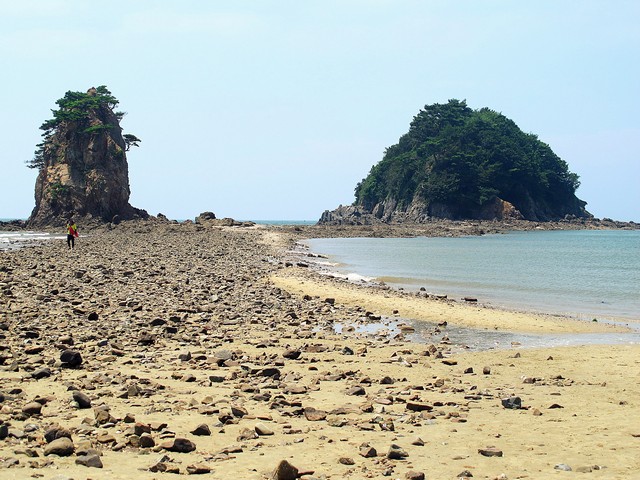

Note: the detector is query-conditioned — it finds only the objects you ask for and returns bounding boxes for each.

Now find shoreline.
[1,221,639,479]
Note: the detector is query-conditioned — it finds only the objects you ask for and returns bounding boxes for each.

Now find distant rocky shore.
[1,214,637,236]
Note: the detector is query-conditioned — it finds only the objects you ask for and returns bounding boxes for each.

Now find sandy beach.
[1,221,639,479]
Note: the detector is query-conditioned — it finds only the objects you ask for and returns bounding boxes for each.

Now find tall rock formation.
[319,100,591,225]
[27,86,147,227]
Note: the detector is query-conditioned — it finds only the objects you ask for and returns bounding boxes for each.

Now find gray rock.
[387,443,409,460]
[60,349,83,367]
[554,464,572,471]
[501,396,522,409]
[76,453,103,468]
[32,367,52,379]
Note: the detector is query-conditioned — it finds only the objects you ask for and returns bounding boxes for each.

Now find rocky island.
[26,86,148,227]
[320,100,590,225]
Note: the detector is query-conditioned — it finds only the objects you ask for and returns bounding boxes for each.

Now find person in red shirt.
[66,218,79,250]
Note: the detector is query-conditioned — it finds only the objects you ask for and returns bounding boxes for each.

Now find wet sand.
[0,221,638,479]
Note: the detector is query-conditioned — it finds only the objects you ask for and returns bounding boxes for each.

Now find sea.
[305,230,640,324]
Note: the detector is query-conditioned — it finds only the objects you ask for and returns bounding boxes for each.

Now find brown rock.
[22,402,42,416]
[191,424,211,436]
[44,425,72,443]
[359,443,377,458]
[405,472,426,480]
[186,463,211,474]
[304,407,327,421]
[161,438,196,453]
[255,423,274,436]
[271,460,298,480]
[44,437,75,456]
[478,447,503,457]
[76,453,103,468]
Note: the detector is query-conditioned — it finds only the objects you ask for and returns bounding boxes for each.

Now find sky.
[1,0,639,222]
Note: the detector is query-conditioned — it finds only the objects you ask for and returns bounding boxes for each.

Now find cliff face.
[319,100,590,225]
[28,87,147,227]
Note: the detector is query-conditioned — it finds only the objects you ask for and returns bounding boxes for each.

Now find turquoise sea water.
[306,230,640,322]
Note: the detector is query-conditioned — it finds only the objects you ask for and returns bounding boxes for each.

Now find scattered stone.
[44,425,72,443]
[60,349,83,367]
[483,366,491,374]
[255,423,274,436]
[387,444,409,460]
[359,443,377,458]
[406,471,426,480]
[501,397,522,409]
[457,470,474,477]
[32,367,52,379]
[186,463,211,474]
[44,437,75,456]
[271,459,299,480]
[72,391,92,409]
[339,457,355,465]
[139,433,156,448]
[161,438,196,453]
[22,401,43,416]
[478,447,503,457]
[191,424,211,436]
[406,401,433,412]
[346,385,366,396]
[75,454,103,468]
[411,437,425,446]
[304,407,327,421]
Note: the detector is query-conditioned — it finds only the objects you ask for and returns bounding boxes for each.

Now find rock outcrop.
[319,100,591,225]
[319,197,525,225]
[28,87,147,227]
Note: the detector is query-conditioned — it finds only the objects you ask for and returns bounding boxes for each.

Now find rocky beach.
[1,221,639,480]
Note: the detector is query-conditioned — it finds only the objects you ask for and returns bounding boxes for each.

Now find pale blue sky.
[2,1,638,221]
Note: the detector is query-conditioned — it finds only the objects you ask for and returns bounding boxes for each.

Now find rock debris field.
[1,221,639,479]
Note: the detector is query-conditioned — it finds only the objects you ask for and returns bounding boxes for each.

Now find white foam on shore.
[0,231,66,251]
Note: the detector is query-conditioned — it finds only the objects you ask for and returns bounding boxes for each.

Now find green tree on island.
[27,86,141,170]
[354,99,586,221]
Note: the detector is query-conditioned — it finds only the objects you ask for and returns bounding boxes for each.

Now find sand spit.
[1,221,639,479]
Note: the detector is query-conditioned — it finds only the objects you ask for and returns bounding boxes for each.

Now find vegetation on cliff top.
[27,86,141,170]
[354,99,585,220]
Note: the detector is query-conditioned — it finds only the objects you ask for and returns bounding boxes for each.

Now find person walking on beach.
[66,218,79,250]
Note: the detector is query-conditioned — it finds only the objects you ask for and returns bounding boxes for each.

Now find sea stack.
[27,86,147,227]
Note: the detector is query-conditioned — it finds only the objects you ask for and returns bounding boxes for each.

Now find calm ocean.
[305,230,640,322]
